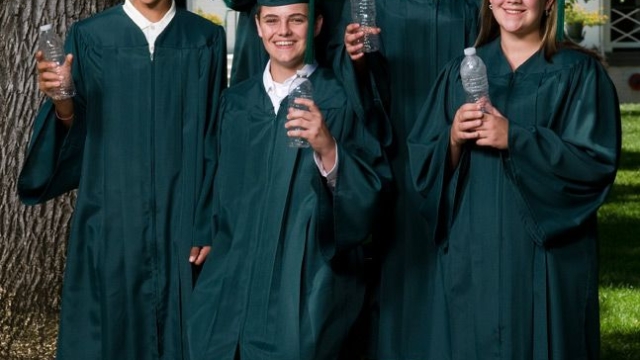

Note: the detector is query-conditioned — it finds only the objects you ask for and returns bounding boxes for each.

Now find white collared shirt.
[262,61,339,188]
[263,61,318,114]
[123,0,176,58]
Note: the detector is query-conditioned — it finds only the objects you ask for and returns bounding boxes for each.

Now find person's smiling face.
[256,3,317,77]
[490,0,552,38]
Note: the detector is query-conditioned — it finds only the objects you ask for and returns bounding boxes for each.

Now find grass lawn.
[599,103,640,359]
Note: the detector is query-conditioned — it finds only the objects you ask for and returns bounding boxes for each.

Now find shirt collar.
[262,61,318,95]
[123,0,176,30]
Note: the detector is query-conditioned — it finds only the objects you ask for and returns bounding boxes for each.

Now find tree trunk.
[0,1,120,358]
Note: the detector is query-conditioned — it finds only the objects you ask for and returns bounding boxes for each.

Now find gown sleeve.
[505,57,621,245]
[192,26,228,248]
[407,62,464,245]
[328,0,393,148]
[315,96,392,260]
[18,24,87,205]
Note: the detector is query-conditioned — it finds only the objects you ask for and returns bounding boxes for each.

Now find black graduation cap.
[256,0,317,64]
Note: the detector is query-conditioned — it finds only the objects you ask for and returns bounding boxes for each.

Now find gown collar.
[262,61,318,114]
[480,38,548,76]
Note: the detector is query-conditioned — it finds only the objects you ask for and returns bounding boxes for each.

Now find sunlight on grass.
[598,103,640,360]
[601,287,640,329]
[600,287,640,359]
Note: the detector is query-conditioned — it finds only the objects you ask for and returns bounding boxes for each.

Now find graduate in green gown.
[407,0,621,358]
[337,1,482,358]
[187,0,389,359]
[17,1,227,359]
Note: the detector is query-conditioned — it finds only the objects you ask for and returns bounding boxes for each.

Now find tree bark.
[0,0,120,358]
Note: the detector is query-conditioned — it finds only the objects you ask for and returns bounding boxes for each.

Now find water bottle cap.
[39,24,53,32]
[464,47,476,56]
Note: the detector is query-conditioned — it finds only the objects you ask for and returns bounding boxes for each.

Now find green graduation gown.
[187,67,389,360]
[17,6,227,360]
[407,39,621,359]
[331,1,481,358]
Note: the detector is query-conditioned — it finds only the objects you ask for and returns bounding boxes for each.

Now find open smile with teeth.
[505,9,525,14]
[275,41,295,46]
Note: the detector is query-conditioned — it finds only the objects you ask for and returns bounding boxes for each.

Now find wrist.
[55,109,74,122]
[318,138,337,158]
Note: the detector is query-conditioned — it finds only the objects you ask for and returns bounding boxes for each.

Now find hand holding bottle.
[287,74,314,148]
[450,102,509,150]
[36,51,74,100]
[473,104,509,150]
[37,24,75,100]
[286,97,337,169]
[349,0,380,53]
[344,23,381,61]
[451,103,484,148]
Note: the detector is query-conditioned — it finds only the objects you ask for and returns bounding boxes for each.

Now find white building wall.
[580,0,606,51]
[609,67,640,104]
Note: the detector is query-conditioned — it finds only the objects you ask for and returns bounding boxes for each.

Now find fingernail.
[189,256,195,263]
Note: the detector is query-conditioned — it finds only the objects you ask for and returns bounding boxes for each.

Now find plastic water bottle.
[350,0,380,53]
[38,24,75,100]
[287,71,313,148]
[460,47,490,107]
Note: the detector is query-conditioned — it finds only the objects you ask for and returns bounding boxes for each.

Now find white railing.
[227,54,233,86]
[610,6,640,49]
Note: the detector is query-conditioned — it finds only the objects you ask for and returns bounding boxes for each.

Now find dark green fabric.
[17,6,227,360]
[225,0,346,85]
[227,6,269,86]
[314,0,347,68]
[187,67,390,360]
[407,39,621,359]
[557,0,565,40]
[330,1,482,358]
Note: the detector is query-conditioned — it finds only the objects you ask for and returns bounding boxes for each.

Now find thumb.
[189,247,200,263]
[194,246,211,266]
[484,102,502,117]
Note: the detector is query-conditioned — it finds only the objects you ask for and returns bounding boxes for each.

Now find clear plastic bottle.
[38,24,75,100]
[460,47,490,107]
[287,71,314,148]
[350,0,380,53]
